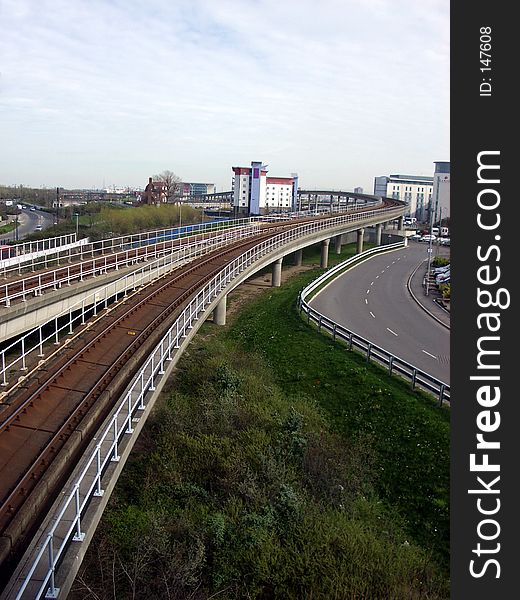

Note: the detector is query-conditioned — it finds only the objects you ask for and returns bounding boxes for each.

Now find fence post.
[94,445,104,497]
[73,485,85,541]
[46,533,60,599]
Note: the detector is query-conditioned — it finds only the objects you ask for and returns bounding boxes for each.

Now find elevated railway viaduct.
[0,197,405,599]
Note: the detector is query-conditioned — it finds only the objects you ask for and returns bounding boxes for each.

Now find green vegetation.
[431,256,449,268]
[0,221,17,236]
[72,244,449,599]
[95,204,202,237]
[438,283,451,300]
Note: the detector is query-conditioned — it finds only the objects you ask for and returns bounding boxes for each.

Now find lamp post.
[74,212,79,238]
[56,187,60,225]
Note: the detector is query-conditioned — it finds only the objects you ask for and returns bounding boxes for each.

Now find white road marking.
[381,270,385,274]
[397,257,401,261]
[376,275,380,279]
[365,298,368,304]
[386,328,398,336]
[422,349,437,359]
[370,281,374,286]
[370,311,376,318]
[366,289,370,294]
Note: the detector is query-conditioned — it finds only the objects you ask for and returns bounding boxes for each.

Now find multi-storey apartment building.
[374,174,434,222]
[232,161,298,216]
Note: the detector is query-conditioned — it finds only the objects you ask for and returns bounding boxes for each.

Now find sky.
[0,0,449,193]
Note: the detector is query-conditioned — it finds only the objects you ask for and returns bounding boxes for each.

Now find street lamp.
[74,212,79,238]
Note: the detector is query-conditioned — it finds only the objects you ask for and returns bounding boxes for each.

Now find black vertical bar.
[452,2,515,598]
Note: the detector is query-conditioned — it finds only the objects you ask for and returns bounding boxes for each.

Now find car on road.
[420,234,437,242]
[30,207,36,211]
[34,225,43,231]
[410,233,422,241]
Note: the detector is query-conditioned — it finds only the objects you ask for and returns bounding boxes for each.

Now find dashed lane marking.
[370,311,376,318]
[421,349,437,359]
[365,298,368,304]
[386,328,398,336]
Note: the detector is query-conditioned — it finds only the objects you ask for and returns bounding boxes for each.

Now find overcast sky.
[0,0,449,192]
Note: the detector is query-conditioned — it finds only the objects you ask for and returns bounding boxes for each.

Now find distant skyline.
[0,0,449,193]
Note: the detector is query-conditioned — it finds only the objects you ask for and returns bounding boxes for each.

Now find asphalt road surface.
[8,208,55,241]
[310,243,450,383]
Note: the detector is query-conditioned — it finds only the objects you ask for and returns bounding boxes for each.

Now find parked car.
[433,264,450,275]
[420,234,437,242]
[436,271,451,284]
[34,225,43,231]
[440,238,450,246]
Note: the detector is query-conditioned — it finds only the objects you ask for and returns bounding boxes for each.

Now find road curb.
[407,260,450,330]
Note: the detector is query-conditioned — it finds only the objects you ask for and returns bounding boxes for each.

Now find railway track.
[0,231,277,564]
[0,226,258,307]
[0,200,403,584]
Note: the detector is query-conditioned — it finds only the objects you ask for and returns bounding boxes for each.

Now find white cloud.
[0,0,449,191]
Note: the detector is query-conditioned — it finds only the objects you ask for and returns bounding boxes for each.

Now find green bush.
[431,257,449,268]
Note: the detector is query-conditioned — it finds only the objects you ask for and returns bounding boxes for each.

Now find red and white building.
[232,162,298,216]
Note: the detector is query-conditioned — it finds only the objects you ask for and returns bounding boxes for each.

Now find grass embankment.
[0,222,17,236]
[72,244,449,600]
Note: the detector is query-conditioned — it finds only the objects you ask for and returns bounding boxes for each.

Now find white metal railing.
[0,205,398,388]
[0,225,259,387]
[0,224,264,308]
[298,243,450,405]
[0,235,84,274]
[0,219,247,277]
[9,202,402,599]
[0,199,382,278]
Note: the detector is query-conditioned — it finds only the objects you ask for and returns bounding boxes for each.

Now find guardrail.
[298,243,450,405]
[7,201,403,599]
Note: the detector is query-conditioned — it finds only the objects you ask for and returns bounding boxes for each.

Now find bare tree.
[154,170,183,203]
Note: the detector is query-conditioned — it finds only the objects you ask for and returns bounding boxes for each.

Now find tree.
[154,170,183,204]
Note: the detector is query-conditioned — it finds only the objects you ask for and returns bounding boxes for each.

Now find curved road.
[309,244,450,383]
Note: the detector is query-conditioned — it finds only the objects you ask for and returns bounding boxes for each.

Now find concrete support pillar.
[356,228,365,254]
[272,258,283,287]
[375,223,383,246]
[320,239,330,269]
[294,249,303,266]
[213,294,227,326]
[334,234,342,254]
[398,216,404,230]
